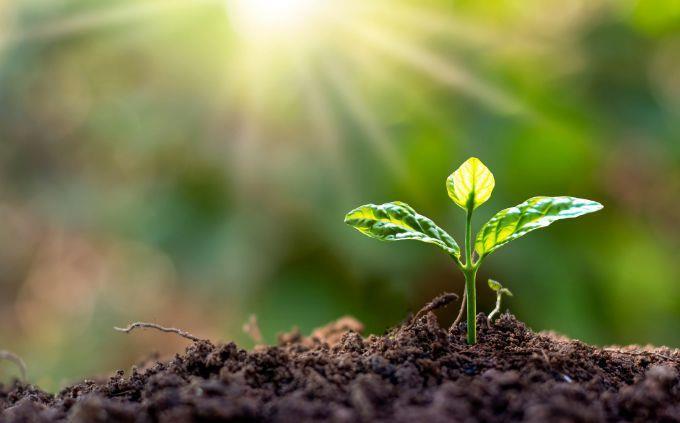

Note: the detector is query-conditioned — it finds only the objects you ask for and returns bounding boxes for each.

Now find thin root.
[412,292,458,323]
[0,350,27,382]
[242,314,264,345]
[114,322,204,343]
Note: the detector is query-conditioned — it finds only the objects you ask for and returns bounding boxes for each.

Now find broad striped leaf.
[345,202,461,257]
[475,196,603,258]
[447,157,495,211]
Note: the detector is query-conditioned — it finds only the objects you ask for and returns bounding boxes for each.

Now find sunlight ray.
[294,56,353,202]
[346,23,529,117]
[321,61,403,175]
[343,46,454,138]
[349,1,541,51]
[228,50,267,200]
[320,58,426,202]
[5,0,218,45]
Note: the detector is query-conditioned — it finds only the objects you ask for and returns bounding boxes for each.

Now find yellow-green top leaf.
[475,196,603,258]
[344,202,461,257]
[446,157,495,211]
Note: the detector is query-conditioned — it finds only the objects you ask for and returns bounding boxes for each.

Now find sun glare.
[227,0,327,40]
[12,0,529,189]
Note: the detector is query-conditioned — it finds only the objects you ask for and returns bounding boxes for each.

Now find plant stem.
[464,268,477,344]
[463,207,477,345]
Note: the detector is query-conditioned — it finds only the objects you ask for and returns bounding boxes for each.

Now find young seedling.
[487,279,512,323]
[344,157,602,344]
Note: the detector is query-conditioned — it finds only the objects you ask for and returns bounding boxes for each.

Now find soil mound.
[1,313,679,422]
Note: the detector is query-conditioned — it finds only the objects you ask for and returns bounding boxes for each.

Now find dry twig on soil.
[0,350,27,382]
[114,322,204,343]
[412,293,458,324]
[451,289,466,330]
[242,314,264,345]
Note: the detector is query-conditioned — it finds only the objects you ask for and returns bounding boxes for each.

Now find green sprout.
[487,279,512,323]
[344,157,603,344]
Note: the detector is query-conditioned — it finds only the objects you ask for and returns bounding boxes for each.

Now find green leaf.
[344,202,461,257]
[488,279,512,296]
[476,196,603,258]
[447,157,495,211]
[488,279,502,292]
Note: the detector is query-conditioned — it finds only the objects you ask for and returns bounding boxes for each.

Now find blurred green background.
[0,0,678,391]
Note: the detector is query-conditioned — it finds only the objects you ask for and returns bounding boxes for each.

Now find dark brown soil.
[1,312,679,422]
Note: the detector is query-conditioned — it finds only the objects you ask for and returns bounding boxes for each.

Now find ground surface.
[1,308,679,422]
